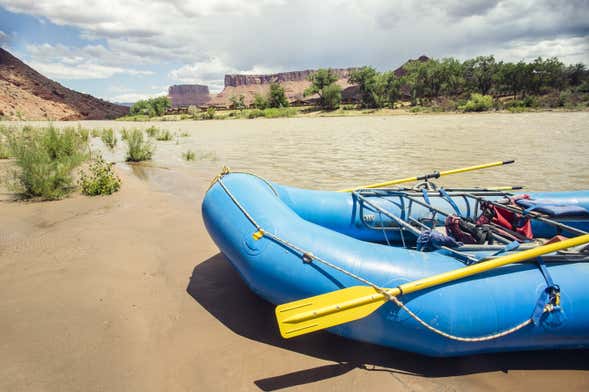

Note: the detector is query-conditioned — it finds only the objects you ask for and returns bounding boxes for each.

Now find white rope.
[212,170,540,342]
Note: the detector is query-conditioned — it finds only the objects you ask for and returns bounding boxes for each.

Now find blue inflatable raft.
[202,171,589,357]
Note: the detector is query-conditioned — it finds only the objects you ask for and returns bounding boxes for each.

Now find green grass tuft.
[125,129,154,162]
[182,150,196,161]
[100,128,117,150]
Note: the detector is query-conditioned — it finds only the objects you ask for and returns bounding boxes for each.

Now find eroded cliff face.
[169,56,430,108]
[0,48,128,120]
[223,68,354,87]
[168,84,210,107]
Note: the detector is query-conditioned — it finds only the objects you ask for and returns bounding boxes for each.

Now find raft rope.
[212,170,553,342]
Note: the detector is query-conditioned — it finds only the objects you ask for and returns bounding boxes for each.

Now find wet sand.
[1,164,588,391]
[2,113,589,391]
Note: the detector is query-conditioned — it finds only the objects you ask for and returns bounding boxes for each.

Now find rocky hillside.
[0,48,128,120]
[208,68,357,107]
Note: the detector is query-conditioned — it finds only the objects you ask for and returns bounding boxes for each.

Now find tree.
[439,58,465,96]
[402,61,429,105]
[566,63,587,86]
[321,83,342,110]
[267,83,289,108]
[463,56,497,95]
[130,96,171,117]
[253,93,268,109]
[348,66,379,107]
[305,68,340,109]
[229,94,246,111]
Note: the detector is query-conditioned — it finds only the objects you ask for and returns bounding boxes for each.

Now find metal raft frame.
[352,186,589,262]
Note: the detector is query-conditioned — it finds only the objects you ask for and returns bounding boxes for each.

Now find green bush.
[145,126,160,138]
[125,129,154,162]
[155,129,173,141]
[0,143,10,159]
[247,109,265,119]
[79,155,121,196]
[253,94,268,109]
[130,96,171,117]
[91,128,102,138]
[8,126,88,199]
[120,128,130,141]
[321,83,342,110]
[182,150,196,161]
[267,83,289,108]
[77,126,90,142]
[459,93,494,112]
[202,107,216,120]
[0,127,10,159]
[101,128,117,150]
[262,107,297,118]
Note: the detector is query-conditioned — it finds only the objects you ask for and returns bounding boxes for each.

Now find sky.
[0,0,588,103]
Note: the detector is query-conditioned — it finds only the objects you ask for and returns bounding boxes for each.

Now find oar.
[276,234,589,338]
[337,160,515,192]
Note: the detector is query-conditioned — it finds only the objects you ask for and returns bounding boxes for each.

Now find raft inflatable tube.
[202,172,589,356]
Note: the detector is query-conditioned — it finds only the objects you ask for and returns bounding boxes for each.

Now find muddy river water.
[21,111,589,193]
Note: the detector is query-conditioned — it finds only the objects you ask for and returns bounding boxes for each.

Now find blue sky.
[1,1,588,103]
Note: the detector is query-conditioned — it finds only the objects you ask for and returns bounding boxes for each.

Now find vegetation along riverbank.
[119,55,589,122]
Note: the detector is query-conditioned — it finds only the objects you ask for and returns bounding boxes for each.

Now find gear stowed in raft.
[202,160,589,356]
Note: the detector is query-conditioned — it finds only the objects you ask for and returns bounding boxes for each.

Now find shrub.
[0,143,10,159]
[262,107,297,118]
[321,83,342,110]
[459,93,494,112]
[120,128,130,141]
[101,128,117,150]
[267,83,289,108]
[79,155,121,196]
[247,109,265,119]
[0,127,10,159]
[253,94,268,109]
[182,150,196,161]
[8,126,88,199]
[130,96,171,117]
[91,128,102,138]
[187,105,200,118]
[230,94,246,111]
[202,107,216,120]
[145,126,160,138]
[77,126,90,142]
[125,129,154,162]
[155,129,173,141]
[180,131,190,137]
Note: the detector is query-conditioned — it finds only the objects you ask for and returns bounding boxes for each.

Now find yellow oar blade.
[276,286,395,338]
[337,160,515,192]
[275,234,589,338]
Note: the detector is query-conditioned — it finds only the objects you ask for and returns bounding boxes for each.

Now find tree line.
[303,56,589,110]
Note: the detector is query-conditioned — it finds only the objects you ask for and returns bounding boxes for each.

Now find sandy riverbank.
[1,162,589,391]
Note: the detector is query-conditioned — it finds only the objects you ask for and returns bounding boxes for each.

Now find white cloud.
[27,61,153,79]
[23,43,154,79]
[1,0,587,90]
[108,90,167,103]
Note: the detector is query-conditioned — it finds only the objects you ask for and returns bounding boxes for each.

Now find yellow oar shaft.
[283,289,400,324]
[277,234,589,337]
[338,160,514,192]
[399,234,589,295]
[285,235,589,324]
